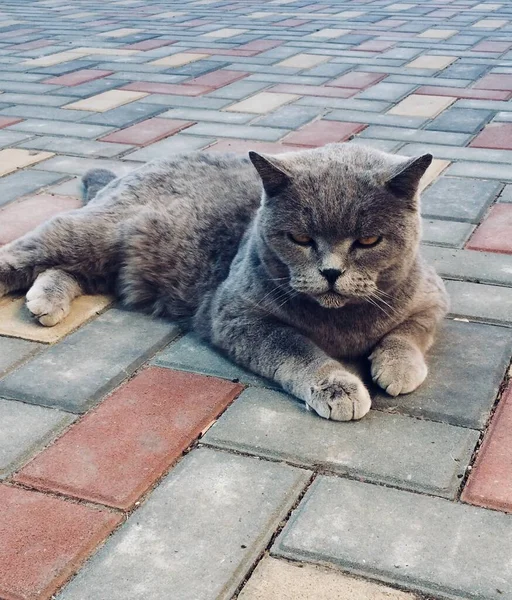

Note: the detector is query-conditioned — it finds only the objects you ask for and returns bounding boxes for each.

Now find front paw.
[26,286,70,327]
[370,341,427,397]
[307,370,371,421]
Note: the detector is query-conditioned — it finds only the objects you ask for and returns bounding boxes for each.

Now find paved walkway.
[0,0,511,599]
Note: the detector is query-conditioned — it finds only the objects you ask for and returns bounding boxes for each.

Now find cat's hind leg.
[26,269,83,326]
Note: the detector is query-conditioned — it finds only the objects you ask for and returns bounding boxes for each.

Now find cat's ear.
[386,154,433,199]
[249,151,291,197]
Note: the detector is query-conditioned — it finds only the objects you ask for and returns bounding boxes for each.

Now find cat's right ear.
[249,151,291,197]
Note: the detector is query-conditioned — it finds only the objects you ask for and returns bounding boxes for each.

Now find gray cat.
[0,143,448,421]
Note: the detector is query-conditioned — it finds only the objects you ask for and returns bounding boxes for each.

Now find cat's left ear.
[249,151,291,197]
[386,154,433,200]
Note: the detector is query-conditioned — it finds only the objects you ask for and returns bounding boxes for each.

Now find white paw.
[307,370,371,421]
[26,287,70,327]
[370,343,427,396]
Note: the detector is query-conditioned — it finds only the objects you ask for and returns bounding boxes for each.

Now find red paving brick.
[238,39,283,54]
[0,194,81,245]
[327,71,387,89]
[465,204,512,254]
[470,123,512,150]
[121,81,211,96]
[474,74,512,92]
[100,117,194,146]
[462,383,512,513]
[0,116,22,128]
[283,120,366,147]
[0,484,121,600]
[268,84,358,98]
[15,368,243,510]
[472,41,511,53]
[43,69,114,86]
[124,39,176,50]
[206,139,303,154]
[183,69,248,90]
[415,85,511,101]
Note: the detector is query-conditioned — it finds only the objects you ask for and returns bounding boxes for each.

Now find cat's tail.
[82,168,117,204]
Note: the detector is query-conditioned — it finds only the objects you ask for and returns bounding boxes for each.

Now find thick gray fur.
[0,144,448,421]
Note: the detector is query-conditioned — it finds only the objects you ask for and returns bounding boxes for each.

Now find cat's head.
[250,143,431,309]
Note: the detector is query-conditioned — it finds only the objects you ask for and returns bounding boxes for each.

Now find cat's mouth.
[315,291,349,309]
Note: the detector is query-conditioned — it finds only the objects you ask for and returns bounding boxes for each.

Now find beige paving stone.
[71,47,139,56]
[203,28,247,38]
[22,51,85,67]
[150,53,209,67]
[238,558,418,600]
[472,19,507,28]
[64,90,148,112]
[98,28,141,38]
[0,149,54,177]
[226,92,299,114]
[278,54,330,69]
[0,295,113,344]
[387,3,414,10]
[406,55,456,70]
[308,28,349,38]
[387,94,456,118]
[417,29,457,39]
[471,3,502,9]
[419,159,451,192]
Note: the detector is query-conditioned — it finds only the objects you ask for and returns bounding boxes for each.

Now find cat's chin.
[314,292,349,309]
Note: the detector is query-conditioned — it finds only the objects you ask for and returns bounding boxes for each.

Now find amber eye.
[289,233,314,246]
[356,235,381,247]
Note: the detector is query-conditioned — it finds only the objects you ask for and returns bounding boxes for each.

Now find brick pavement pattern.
[0,0,511,599]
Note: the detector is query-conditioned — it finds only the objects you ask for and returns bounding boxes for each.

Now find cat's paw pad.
[307,371,371,421]
[370,342,427,396]
[26,287,70,327]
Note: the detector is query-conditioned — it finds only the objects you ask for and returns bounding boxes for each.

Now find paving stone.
[0,104,97,122]
[0,148,54,177]
[183,121,289,141]
[15,367,242,509]
[277,53,329,69]
[373,319,512,428]
[470,123,512,150]
[474,74,512,92]
[356,82,416,102]
[268,83,357,99]
[32,155,139,177]
[9,118,114,139]
[388,94,456,117]
[420,177,501,223]
[99,117,193,146]
[406,54,456,70]
[0,336,40,377]
[418,158,450,192]
[238,557,418,600]
[125,134,215,161]
[204,387,477,498]
[0,116,22,128]
[465,204,512,254]
[19,136,130,159]
[0,193,82,245]
[0,308,180,412]
[417,29,457,39]
[80,101,166,127]
[64,89,148,112]
[0,169,65,207]
[57,447,310,600]
[327,71,386,89]
[159,107,254,124]
[273,476,512,600]
[184,69,248,90]
[206,139,301,155]
[421,218,474,248]
[358,125,470,146]
[206,79,270,100]
[284,120,365,147]
[0,398,74,479]
[426,107,493,133]
[255,104,320,128]
[122,80,213,96]
[43,69,113,86]
[499,185,512,203]
[422,245,512,288]
[225,91,298,114]
[414,85,510,101]
[153,333,275,387]
[446,161,512,182]
[462,382,512,513]
[445,279,512,326]
[325,109,424,128]
[0,484,122,600]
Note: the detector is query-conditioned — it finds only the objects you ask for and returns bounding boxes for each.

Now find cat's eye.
[355,235,381,248]
[289,233,314,246]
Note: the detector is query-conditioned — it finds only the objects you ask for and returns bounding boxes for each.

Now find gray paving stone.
[301,62,353,78]
[386,76,472,88]
[160,107,254,124]
[0,336,41,376]
[356,82,417,102]
[373,319,512,428]
[421,218,474,248]
[446,280,512,326]
[0,105,95,122]
[153,333,277,388]
[182,122,289,141]
[9,119,114,139]
[422,246,512,287]
[33,156,139,177]
[426,107,493,133]
[0,309,180,413]
[203,387,478,498]
[80,101,166,127]
[421,177,501,223]
[0,169,65,207]
[29,59,101,76]
[297,97,391,113]
[401,142,512,165]
[58,447,310,600]
[206,80,271,100]
[499,184,512,203]
[139,94,231,109]
[0,93,76,107]
[52,78,129,99]
[273,476,512,600]
[19,136,131,158]
[125,135,215,162]
[358,125,470,146]
[0,398,74,479]
[446,161,512,182]
[255,104,320,128]
[325,109,425,128]
[348,138,402,152]
[0,130,33,149]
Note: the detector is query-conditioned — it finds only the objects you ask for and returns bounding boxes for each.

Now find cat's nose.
[320,268,344,286]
